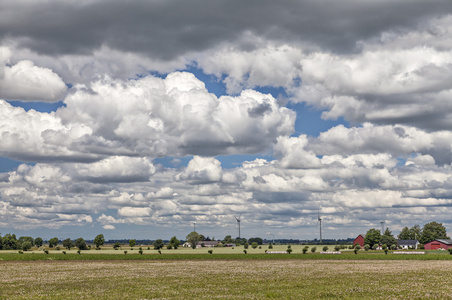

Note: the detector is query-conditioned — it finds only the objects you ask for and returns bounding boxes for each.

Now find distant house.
[424,239,452,250]
[198,241,221,248]
[397,239,419,249]
[354,234,365,247]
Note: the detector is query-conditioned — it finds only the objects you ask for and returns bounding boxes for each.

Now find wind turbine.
[235,214,242,239]
[317,210,322,244]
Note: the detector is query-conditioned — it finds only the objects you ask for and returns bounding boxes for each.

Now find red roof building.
[354,234,365,247]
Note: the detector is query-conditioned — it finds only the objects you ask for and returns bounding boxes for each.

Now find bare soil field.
[1,259,452,299]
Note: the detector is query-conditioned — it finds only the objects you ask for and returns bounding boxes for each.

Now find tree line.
[362,221,449,249]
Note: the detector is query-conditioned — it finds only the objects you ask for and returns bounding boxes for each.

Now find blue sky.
[1,0,452,241]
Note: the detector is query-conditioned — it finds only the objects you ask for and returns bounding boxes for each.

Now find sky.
[1,0,452,241]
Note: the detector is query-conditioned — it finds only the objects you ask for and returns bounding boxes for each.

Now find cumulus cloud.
[0,47,66,101]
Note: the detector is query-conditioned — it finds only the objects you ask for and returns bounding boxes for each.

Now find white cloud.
[103,224,115,230]
[0,47,67,102]
[117,207,152,217]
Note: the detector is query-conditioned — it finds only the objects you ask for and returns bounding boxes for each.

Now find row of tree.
[363,221,449,248]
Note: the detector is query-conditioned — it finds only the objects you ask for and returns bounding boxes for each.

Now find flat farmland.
[2,259,452,299]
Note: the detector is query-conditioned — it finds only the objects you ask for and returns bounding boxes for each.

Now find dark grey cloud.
[1,0,451,59]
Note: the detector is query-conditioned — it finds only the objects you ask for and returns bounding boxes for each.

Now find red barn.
[354,234,365,247]
[424,239,452,250]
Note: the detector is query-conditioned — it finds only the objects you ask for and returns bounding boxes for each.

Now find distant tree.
[63,238,74,250]
[398,227,411,240]
[244,242,249,249]
[398,225,422,240]
[251,242,258,249]
[169,236,180,249]
[235,237,246,246]
[364,229,381,248]
[322,246,329,251]
[153,239,164,250]
[2,234,20,250]
[75,238,87,250]
[354,244,361,254]
[22,241,32,251]
[129,239,136,248]
[35,237,43,248]
[199,235,206,241]
[248,237,263,245]
[311,246,317,253]
[223,235,234,244]
[380,228,397,247]
[186,231,201,249]
[19,236,34,247]
[48,237,59,248]
[420,221,449,244]
[302,246,309,254]
[364,244,370,251]
[93,234,105,249]
[113,242,121,250]
[268,243,273,249]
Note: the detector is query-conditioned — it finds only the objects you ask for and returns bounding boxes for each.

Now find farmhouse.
[182,241,221,248]
[424,239,452,250]
[397,239,419,249]
[354,234,365,247]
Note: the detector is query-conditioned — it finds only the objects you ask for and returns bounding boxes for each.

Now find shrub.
[334,245,340,251]
[55,246,61,251]
[287,248,292,254]
[243,250,247,254]
[208,249,213,254]
[390,244,397,250]
[348,245,354,249]
[287,244,291,249]
[18,250,23,254]
[372,244,378,250]
[62,251,66,254]
[364,244,370,251]
[268,243,273,249]
[113,242,121,250]
[124,251,127,254]
[77,250,81,254]
[419,244,425,250]
[311,247,317,253]
[322,246,328,252]
[448,248,452,255]
[167,245,173,250]
[147,247,150,250]
[44,250,49,254]
[259,246,261,249]
[244,243,249,249]
[139,250,143,255]
[302,246,309,254]
[158,250,162,254]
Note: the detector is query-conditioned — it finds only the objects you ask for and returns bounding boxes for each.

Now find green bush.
[334,245,340,251]
[62,251,66,254]
[139,250,143,255]
[243,250,247,254]
[77,250,81,254]
[364,244,370,251]
[311,247,317,253]
[287,248,292,254]
[244,243,249,249]
[44,250,49,254]
[268,243,273,249]
[448,248,452,255]
[322,246,328,251]
[208,249,213,254]
[124,250,127,255]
